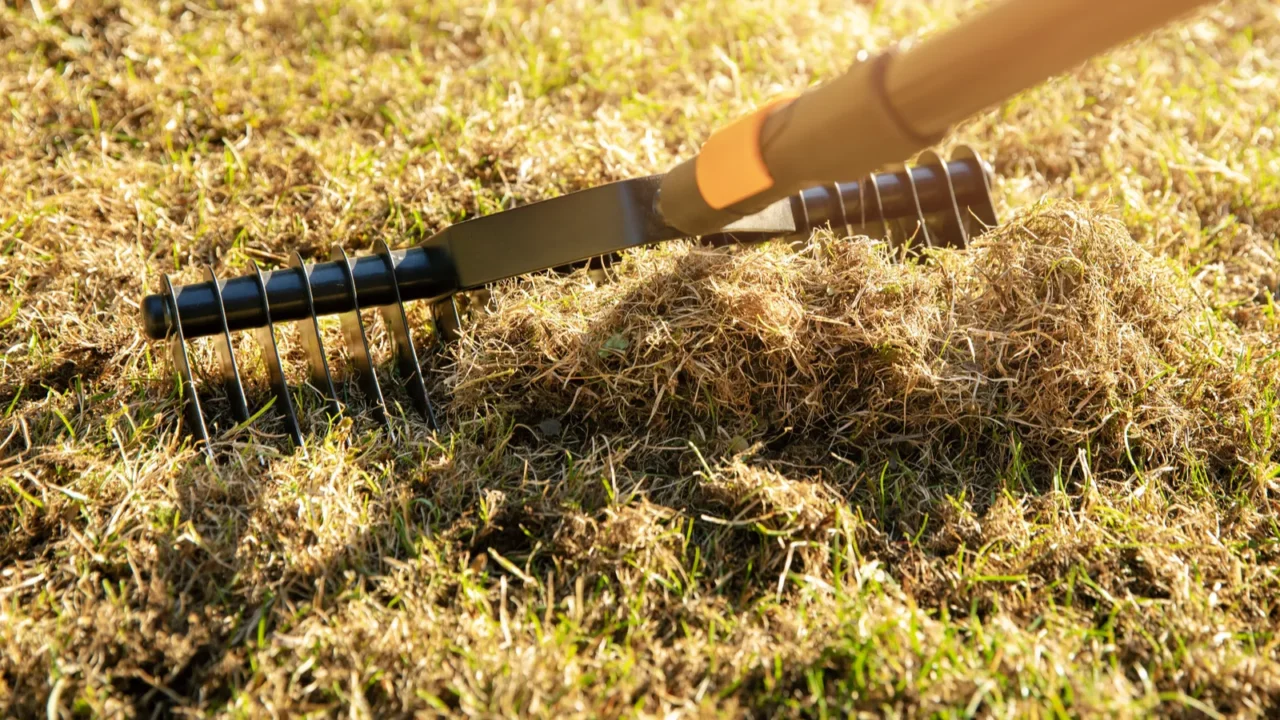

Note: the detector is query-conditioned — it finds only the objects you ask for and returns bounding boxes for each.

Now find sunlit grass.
[1,0,1278,716]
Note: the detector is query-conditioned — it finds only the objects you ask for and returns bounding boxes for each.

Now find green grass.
[2,0,1279,717]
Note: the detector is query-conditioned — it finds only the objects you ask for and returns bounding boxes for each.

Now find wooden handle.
[659,0,1217,236]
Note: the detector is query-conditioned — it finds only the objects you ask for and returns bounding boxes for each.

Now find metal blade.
[426,175,796,290]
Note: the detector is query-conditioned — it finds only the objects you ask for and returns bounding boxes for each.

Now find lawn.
[2,0,1279,717]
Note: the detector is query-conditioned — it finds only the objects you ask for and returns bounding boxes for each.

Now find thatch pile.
[453,201,1273,482]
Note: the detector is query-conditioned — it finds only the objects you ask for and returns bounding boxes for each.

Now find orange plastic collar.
[694,94,797,210]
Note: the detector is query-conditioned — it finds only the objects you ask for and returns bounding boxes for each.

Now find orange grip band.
[694,94,797,210]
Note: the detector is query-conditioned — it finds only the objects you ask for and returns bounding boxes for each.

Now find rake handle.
[658,0,1217,235]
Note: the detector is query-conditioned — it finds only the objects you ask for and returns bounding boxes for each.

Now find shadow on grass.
[0,357,461,715]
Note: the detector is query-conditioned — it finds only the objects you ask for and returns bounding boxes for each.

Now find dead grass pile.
[454,200,1276,481]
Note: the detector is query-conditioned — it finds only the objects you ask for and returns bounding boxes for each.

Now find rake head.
[142,148,997,455]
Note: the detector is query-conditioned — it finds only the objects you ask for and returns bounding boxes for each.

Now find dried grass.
[2,0,1279,717]
[456,202,1274,482]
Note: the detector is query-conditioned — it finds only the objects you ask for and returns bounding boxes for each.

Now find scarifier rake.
[142,151,998,454]
[140,0,1215,455]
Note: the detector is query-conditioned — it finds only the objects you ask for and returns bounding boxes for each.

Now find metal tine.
[857,175,868,235]
[201,266,250,423]
[586,256,609,287]
[330,246,395,439]
[877,163,914,251]
[792,191,812,236]
[164,275,212,456]
[828,183,851,239]
[866,172,890,245]
[373,239,439,430]
[250,263,306,452]
[951,145,1000,231]
[289,251,342,420]
[432,296,464,344]
[898,164,933,249]
[793,188,816,250]
[917,149,969,248]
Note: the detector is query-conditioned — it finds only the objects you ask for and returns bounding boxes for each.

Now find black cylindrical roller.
[792,151,991,238]
[701,151,994,250]
[142,245,456,341]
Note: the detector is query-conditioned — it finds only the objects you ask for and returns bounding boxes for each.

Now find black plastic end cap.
[141,293,171,340]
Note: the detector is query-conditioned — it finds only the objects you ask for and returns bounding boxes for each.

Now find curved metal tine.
[917,149,969,248]
[952,145,1000,230]
[330,246,395,438]
[586,257,608,287]
[857,175,868,236]
[879,163,918,252]
[289,251,341,420]
[374,239,439,430]
[898,162,933,250]
[866,172,890,246]
[163,275,212,456]
[432,296,463,345]
[793,192,811,238]
[250,263,306,452]
[201,266,250,424]
[828,183,850,240]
